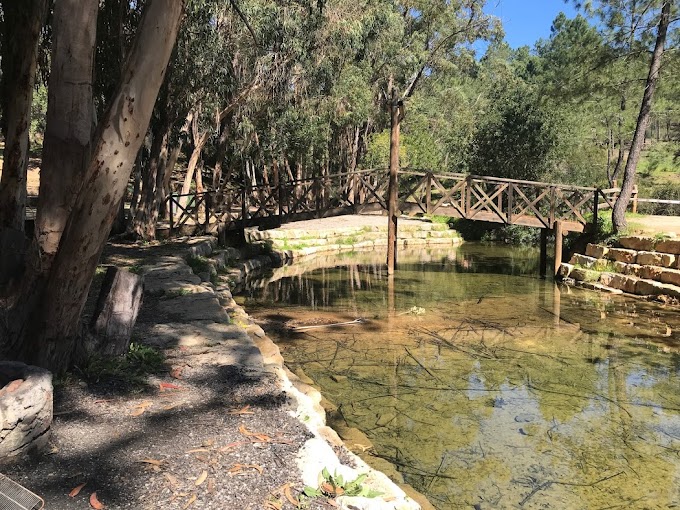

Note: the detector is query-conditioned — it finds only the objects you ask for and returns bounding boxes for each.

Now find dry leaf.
[264,501,282,510]
[68,482,86,498]
[170,367,184,379]
[89,492,105,509]
[182,494,197,509]
[164,473,179,488]
[283,484,299,507]
[219,441,247,452]
[130,401,153,416]
[186,448,209,454]
[139,458,163,466]
[228,463,263,476]
[207,478,215,494]
[162,402,182,411]
[159,382,182,392]
[195,470,208,486]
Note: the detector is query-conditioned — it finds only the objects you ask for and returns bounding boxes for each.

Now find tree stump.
[0,362,53,463]
[88,267,144,356]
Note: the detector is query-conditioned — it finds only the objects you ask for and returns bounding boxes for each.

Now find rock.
[656,239,680,255]
[606,248,637,264]
[618,236,655,251]
[638,265,663,280]
[571,268,600,282]
[514,413,536,423]
[293,367,315,386]
[330,374,348,383]
[636,251,675,267]
[658,268,680,287]
[0,362,53,463]
[612,261,629,274]
[607,274,638,293]
[569,254,597,268]
[585,243,609,259]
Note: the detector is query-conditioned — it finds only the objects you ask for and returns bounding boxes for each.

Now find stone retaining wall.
[559,235,680,301]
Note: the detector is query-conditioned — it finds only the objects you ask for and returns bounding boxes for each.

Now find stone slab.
[585,244,609,259]
[636,251,675,268]
[607,248,637,264]
[656,239,680,255]
[618,236,655,251]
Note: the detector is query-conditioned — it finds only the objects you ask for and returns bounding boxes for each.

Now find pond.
[239,243,680,509]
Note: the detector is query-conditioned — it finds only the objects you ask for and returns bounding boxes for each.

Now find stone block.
[638,265,663,280]
[607,274,637,294]
[585,244,609,259]
[636,279,664,296]
[607,248,637,264]
[618,236,655,251]
[558,263,573,278]
[569,254,597,268]
[571,268,600,282]
[613,261,628,274]
[598,272,617,286]
[655,239,680,255]
[658,268,680,287]
[636,251,675,267]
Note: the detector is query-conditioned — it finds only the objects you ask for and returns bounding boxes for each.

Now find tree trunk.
[0,0,48,233]
[612,1,671,233]
[87,267,144,357]
[34,0,98,263]
[213,121,231,190]
[17,0,186,371]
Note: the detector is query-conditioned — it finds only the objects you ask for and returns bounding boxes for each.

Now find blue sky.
[487,0,580,48]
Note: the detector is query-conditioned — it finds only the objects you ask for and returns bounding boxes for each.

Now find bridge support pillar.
[539,228,548,278]
[553,220,564,278]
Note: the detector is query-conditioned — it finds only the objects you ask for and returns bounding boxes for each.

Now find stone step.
[245,222,450,242]
[584,243,679,269]
[560,262,680,299]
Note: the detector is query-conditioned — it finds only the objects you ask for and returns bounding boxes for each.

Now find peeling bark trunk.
[612,1,670,233]
[34,0,98,263]
[0,0,48,232]
[16,0,186,371]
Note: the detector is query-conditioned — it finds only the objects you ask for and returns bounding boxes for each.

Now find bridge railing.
[163,169,659,236]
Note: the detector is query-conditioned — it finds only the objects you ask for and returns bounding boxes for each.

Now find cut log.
[89,267,144,356]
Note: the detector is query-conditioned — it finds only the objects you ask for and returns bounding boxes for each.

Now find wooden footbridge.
[164,168,618,236]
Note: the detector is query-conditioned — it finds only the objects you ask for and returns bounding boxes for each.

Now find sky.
[486,0,580,49]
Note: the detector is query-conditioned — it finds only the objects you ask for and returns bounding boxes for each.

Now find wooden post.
[464,175,472,219]
[425,172,432,214]
[553,220,564,278]
[387,92,401,275]
[539,228,548,278]
[591,189,600,233]
[169,194,174,236]
[507,183,514,224]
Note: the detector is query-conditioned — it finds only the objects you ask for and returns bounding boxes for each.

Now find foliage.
[302,468,382,500]
[75,343,164,387]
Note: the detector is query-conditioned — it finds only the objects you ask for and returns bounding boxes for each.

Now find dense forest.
[0,0,678,370]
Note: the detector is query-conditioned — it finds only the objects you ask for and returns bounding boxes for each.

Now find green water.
[241,244,680,509]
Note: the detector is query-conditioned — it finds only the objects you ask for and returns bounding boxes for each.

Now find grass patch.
[70,343,164,389]
[186,255,212,274]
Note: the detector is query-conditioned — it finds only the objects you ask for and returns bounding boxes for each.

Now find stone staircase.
[559,236,680,300]
[245,221,462,262]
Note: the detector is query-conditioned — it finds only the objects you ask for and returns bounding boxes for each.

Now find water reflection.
[240,243,680,509]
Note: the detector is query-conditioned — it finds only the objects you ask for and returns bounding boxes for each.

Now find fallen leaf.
[159,382,182,392]
[202,438,215,447]
[195,470,208,486]
[186,448,210,454]
[283,484,299,507]
[228,463,263,476]
[182,494,197,509]
[238,424,271,442]
[89,492,105,509]
[227,405,254,415]
[219,441,247,452]
[68,482,86,498]
[93,399,113,404]
[207,478,215,494]
[139,458,164,466]
[170,366,184,379]
[162,402,182,411]
[130,401,153,416]
[164,473,179,488]
[264,501,282,510]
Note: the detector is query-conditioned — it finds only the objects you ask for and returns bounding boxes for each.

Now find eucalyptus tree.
[1,0,186,371]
